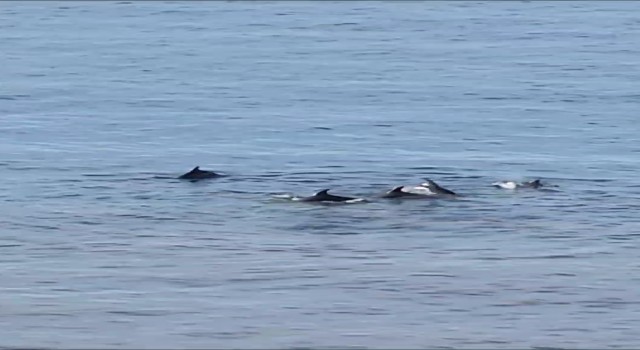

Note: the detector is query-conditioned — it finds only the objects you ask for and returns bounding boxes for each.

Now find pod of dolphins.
[179,166,550,203]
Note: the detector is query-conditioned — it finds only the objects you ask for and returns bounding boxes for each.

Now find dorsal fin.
[315,189,330,196]
[187,165,200,174]
[424,178,456,195]
[390,186,405,193]
[421,178,437,189]
[528,179,542,188]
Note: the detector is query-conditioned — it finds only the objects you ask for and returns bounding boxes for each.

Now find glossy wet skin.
[178,166,220,180]
[299,189,357,202]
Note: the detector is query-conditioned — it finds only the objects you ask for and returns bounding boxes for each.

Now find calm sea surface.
[2,1,640,348]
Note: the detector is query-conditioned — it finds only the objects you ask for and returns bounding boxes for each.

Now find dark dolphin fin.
[299,189,333,202]
[179,166,200,179]
[184,166,201,175]
[423,178,456,196]
[314,189,330,197]
[301,189,361,203]
[179,166,220,180]
[390,186,405,193]
[382,185,408,198]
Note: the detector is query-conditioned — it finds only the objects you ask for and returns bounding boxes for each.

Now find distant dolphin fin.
[390,186,405,193]
[183,166,201,174]
[314,189,330,196]
[527,179,542,188]
[423,178,456,195]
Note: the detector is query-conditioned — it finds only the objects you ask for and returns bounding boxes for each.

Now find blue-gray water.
[2,1,640,348]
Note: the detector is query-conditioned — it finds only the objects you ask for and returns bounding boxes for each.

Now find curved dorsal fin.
[186,166,201,174]
[528,179,542,188]
[391,186,405,193]
[315,189,330,196]
[423,178,456,195]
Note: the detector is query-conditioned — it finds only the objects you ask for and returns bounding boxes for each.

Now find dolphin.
[493,179,543,190]
[178,166,221,181]
[297,189,360,203]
